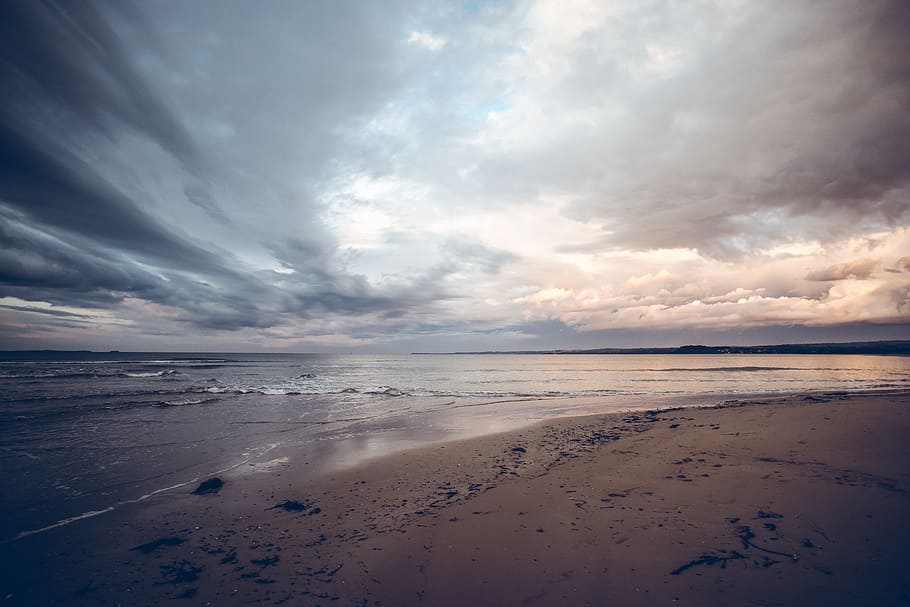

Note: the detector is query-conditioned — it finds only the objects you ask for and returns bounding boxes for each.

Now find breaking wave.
[200,384,411,397]
[0,368,180,380]
[153,397,221,408]
[123,369,179,378]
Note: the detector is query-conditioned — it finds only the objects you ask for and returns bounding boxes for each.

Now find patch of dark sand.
[129,536,186,554]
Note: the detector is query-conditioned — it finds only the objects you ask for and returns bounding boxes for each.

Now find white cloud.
[407,30,447,51]
[504,228,910,331]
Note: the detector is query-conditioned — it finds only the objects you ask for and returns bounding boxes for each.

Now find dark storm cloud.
[265,234,516,322]
[0,0,231,273]
[0,208,276,331]
[0,304,94,320]
[0,0,444,339]
[0,123,226,273]
[537,0,910,257]
[0,0,201,170]
[209,234,458,337]
[0,207,176,306]
[752,2,910,217]
[267,238,404,316]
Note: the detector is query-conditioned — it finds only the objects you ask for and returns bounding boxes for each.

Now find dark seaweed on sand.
[670,551,746,575]
[192,477,224,495]
[269,499,322,514]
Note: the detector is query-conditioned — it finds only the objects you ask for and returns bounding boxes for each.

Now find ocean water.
[1,351,908,542]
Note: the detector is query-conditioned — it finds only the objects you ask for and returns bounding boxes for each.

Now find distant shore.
[2,339,909,359]
[3,390,909,606]
[415,339,910,356]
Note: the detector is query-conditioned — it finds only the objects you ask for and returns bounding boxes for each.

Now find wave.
[0,358,234,367]
[201,384,410,397]
[142,358,236,364]
[5,373,909,412]
[416,388,630,398]
[123,369,179,378]
[0,368,180,380]
[197,384,616,398]
[208,386,629,399]
[0,387,196,405]
[1,395,225,422]
[153,397,221,408]
[0,370,122,380]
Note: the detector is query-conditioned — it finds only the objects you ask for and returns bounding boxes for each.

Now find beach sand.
[3,391,909,605]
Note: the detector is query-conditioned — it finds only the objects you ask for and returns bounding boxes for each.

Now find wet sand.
[3,391,910,605]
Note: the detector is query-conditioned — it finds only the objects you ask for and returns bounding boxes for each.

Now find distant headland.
[415,340,910,356]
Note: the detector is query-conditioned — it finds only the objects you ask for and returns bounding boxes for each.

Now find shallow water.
[1,351,908,541]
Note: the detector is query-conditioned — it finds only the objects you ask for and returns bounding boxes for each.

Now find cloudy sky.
[1,0,908,352]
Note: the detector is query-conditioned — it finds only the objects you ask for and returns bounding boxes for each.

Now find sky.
[0,0,908,353]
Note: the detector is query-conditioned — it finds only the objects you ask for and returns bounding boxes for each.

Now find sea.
[1,351,908,543]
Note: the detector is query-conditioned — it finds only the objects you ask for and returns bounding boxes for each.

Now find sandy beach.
[3,390,910,606]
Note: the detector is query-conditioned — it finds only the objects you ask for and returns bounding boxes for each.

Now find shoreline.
[7,387,903,545]
[3,390,910,605]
